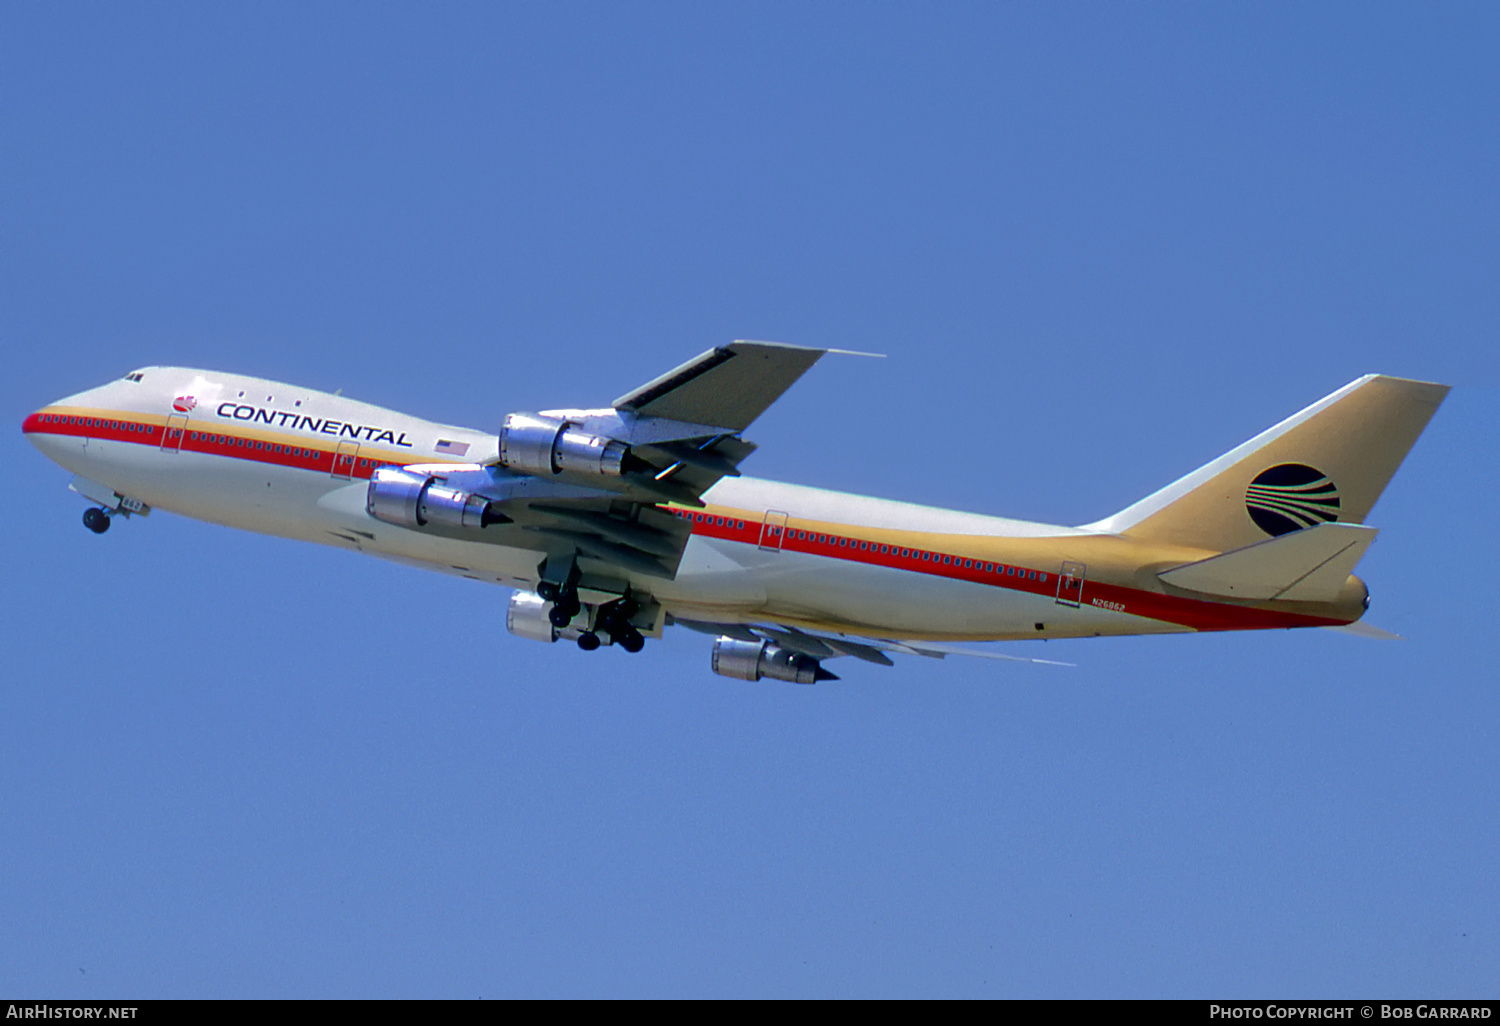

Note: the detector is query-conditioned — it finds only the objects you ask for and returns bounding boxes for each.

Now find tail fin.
[1086,375,1449,552]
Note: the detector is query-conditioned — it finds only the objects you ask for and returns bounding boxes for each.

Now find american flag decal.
[172,396,198,413]
[435,439,469,456]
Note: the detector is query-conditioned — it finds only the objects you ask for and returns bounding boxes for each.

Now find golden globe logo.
[1245,463,1340,536]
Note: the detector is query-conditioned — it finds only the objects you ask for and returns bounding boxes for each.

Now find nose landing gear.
[68,477,150,534]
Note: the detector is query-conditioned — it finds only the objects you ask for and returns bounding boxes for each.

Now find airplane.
[23,341,1448,683]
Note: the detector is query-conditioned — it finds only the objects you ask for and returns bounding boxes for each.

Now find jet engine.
[506,590,597,644]
[710,638,836,685]
[366,466,506,530]
[498,413,629,477]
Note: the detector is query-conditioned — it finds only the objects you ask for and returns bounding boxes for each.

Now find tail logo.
[1246,464,1340,536]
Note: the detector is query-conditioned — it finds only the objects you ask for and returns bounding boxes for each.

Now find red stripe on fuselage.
[23,408,409,479]
[28,408,1349,635]
[668,507,1348,633]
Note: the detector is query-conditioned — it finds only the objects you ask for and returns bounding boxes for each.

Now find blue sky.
[3,2,1496,998]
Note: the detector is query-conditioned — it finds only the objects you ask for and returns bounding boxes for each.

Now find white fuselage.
[25,367,1360,644]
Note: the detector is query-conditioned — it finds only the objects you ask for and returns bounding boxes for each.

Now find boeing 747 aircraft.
[23,342,1448,682]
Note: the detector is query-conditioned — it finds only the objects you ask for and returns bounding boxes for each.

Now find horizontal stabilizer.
[1157,522,1378,601]
[1322,622,1403,640]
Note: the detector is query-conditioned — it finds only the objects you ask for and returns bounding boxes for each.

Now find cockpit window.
[124,372,145,382]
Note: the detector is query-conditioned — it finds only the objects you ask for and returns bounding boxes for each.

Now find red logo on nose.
[172,396,198,413]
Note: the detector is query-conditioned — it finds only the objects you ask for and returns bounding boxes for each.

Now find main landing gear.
[536,576,581,627]
[536,556,647,655]
[587,596,646,653]
[82,507,111,534]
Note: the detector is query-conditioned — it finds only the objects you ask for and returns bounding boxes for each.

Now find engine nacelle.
[711,638,833,685]
[498,413,627,477]
[506,590,600,644]
[366,466,497,530]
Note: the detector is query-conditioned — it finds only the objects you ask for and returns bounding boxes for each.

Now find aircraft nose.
[23,386,97,459]
[24,399,69,456]
[23,401,57,438]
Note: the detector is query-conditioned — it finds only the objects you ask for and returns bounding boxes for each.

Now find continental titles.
[216,403,412,447]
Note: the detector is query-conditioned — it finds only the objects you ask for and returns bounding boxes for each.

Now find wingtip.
[729,340,886,359]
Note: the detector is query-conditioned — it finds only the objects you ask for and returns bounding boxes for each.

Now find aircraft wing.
[670,617,1074,676]
[592,340,837,514]
[613,339,828,432]
[381,341,838,582]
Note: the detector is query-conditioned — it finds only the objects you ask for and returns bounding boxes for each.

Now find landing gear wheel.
[577,632,601,652]
[549,590,582,626]
[596,596,645,652]
[82,508,111,534]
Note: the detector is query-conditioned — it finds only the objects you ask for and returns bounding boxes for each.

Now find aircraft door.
[758,510,789,552]
[332,441,361,480]
[160,414,189,452]
[1055,561,1086,607]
